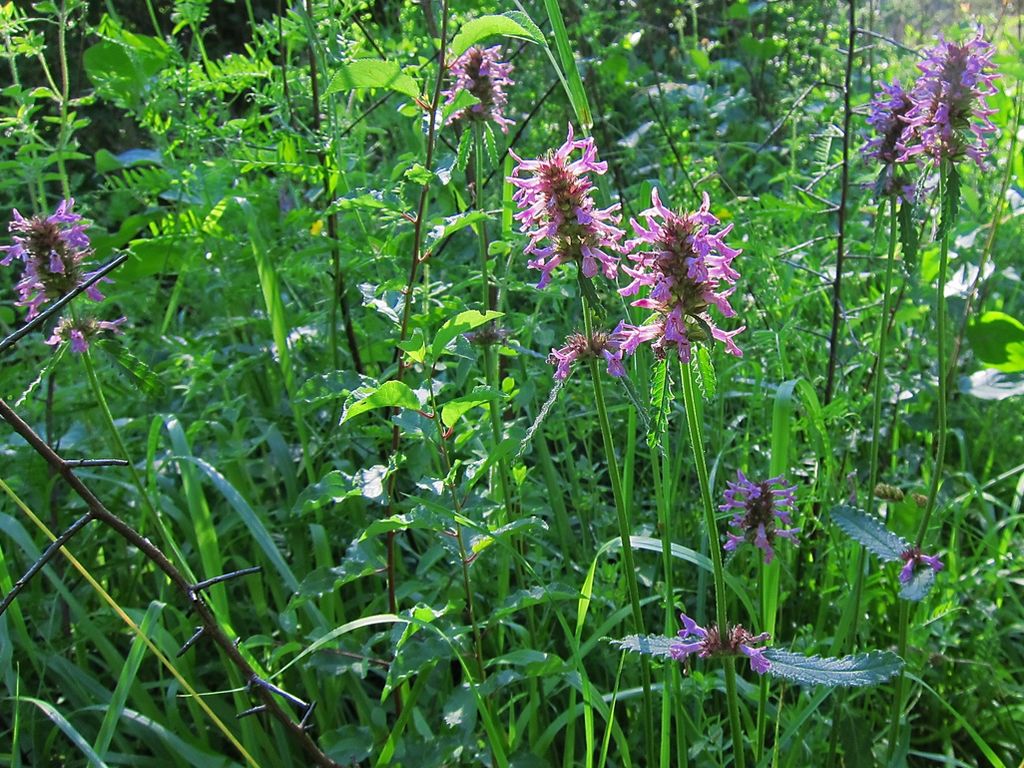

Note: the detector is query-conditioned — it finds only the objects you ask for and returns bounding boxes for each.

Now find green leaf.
[424,210,490,256]
[456,126,474,173]
[939,163,961,238]
[293,466,390,514]
[341,381,422,424]
[441,388,503,428]
[966,311,1024,372]
[95,338,164,398]
[324,60,420,100]
[830,505,907,563]
[898,198,918,268]
[442,89,480,123]
[450,13,543,58]
[610,634,677,660]
[762,649,904,687]
[542,0,592,130]
[695,346,717,400]
[431,310,503,360]
[647,358,670,451]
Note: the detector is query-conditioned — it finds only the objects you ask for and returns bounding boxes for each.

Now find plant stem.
[917,163,950,546]
[580,286,653,759]
[680,358,744,768]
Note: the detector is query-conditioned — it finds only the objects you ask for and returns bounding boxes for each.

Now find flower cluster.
[862,81,918,201]
[898,546,944,585]
[1,198,125,352]
[669,610,772,675]
[720,471,799,564]
[508,125,625,289]
[900,32,999,166]
[443,45,515,132]
[547,326,627,381]
[618,189,743,363]
[0,199,105,319]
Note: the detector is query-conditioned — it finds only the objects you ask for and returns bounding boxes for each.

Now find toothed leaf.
[609,634,677,660]
[763,649,904,687]
[899,565,937,602]
[831,504,908,562]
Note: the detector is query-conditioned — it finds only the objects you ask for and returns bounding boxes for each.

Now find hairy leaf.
[763,649,904,687]
[831,504,907,562]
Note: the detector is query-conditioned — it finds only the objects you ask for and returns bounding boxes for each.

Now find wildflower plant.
[0,199,106,319]
[619,189,743,363]
[669,610,773,675]
[547,325,627,381]
[508,125,625,288]
[721,471,799,564]
[443,45,514,132]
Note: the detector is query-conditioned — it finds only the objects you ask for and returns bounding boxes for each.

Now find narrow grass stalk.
[579,285,654,759]
[679,359,745,768]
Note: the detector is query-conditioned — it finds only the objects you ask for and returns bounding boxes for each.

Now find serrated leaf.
[610,634,677,660]
[456,127,473,172]
[341,381,421,424]
[899,566,936,602]
[431,310,503,360]
[762,649,904,687]
[450,13,543,58]
[966,311,1024,372]
[324,59,419,100]
[695,346,717,400]
[831,504,907,562]
[483,122,497,164]
[898,198,918,268]
[96,338,164,398]
[647,358,670,451]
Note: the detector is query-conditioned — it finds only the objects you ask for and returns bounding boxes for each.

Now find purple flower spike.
[508,125,625,288]
[720,471,799,564]
[45,315,127,354]
[548,324,628,381]
[669,610,772,675]
[443,45,515,132]
[617,188,744,363]
[862,81,919,201]
[0,198,106,320]
[900,31,999,166]
[898,546,944,584]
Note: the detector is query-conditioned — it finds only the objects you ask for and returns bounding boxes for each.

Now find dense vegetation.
[0,1,1022,766]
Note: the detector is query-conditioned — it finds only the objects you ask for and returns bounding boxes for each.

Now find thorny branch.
[0,397,344,768]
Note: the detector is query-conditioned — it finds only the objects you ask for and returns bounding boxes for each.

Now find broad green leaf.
[441,389,503,428]
[831,505,907,562]
[431,310,503,360]
[762,649,904,687]
[424,210,490,256]
[450,13,543,58]
[324,60,420,100]
[293,466,390,514]
[341,381,421,424]
[966,311,1024,372]
[442,89,480,123]
[695,346,717,400]
[647,358,670,451]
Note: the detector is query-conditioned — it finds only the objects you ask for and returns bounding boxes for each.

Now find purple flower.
[899,31,999,166]
[617,189,744,363]
[508,125,625,289]
[898,546,944,584]
[45,315,126,353]
[547,325,628,381]
[720,471,799,564]
[862,81,919,201]
[443,45,515,132]
[1,198,107,319]
[669,610,772,675]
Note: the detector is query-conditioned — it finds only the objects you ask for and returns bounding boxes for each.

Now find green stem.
[680,358,744,768]
[580,289,653,760]
[917,164,950,546]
